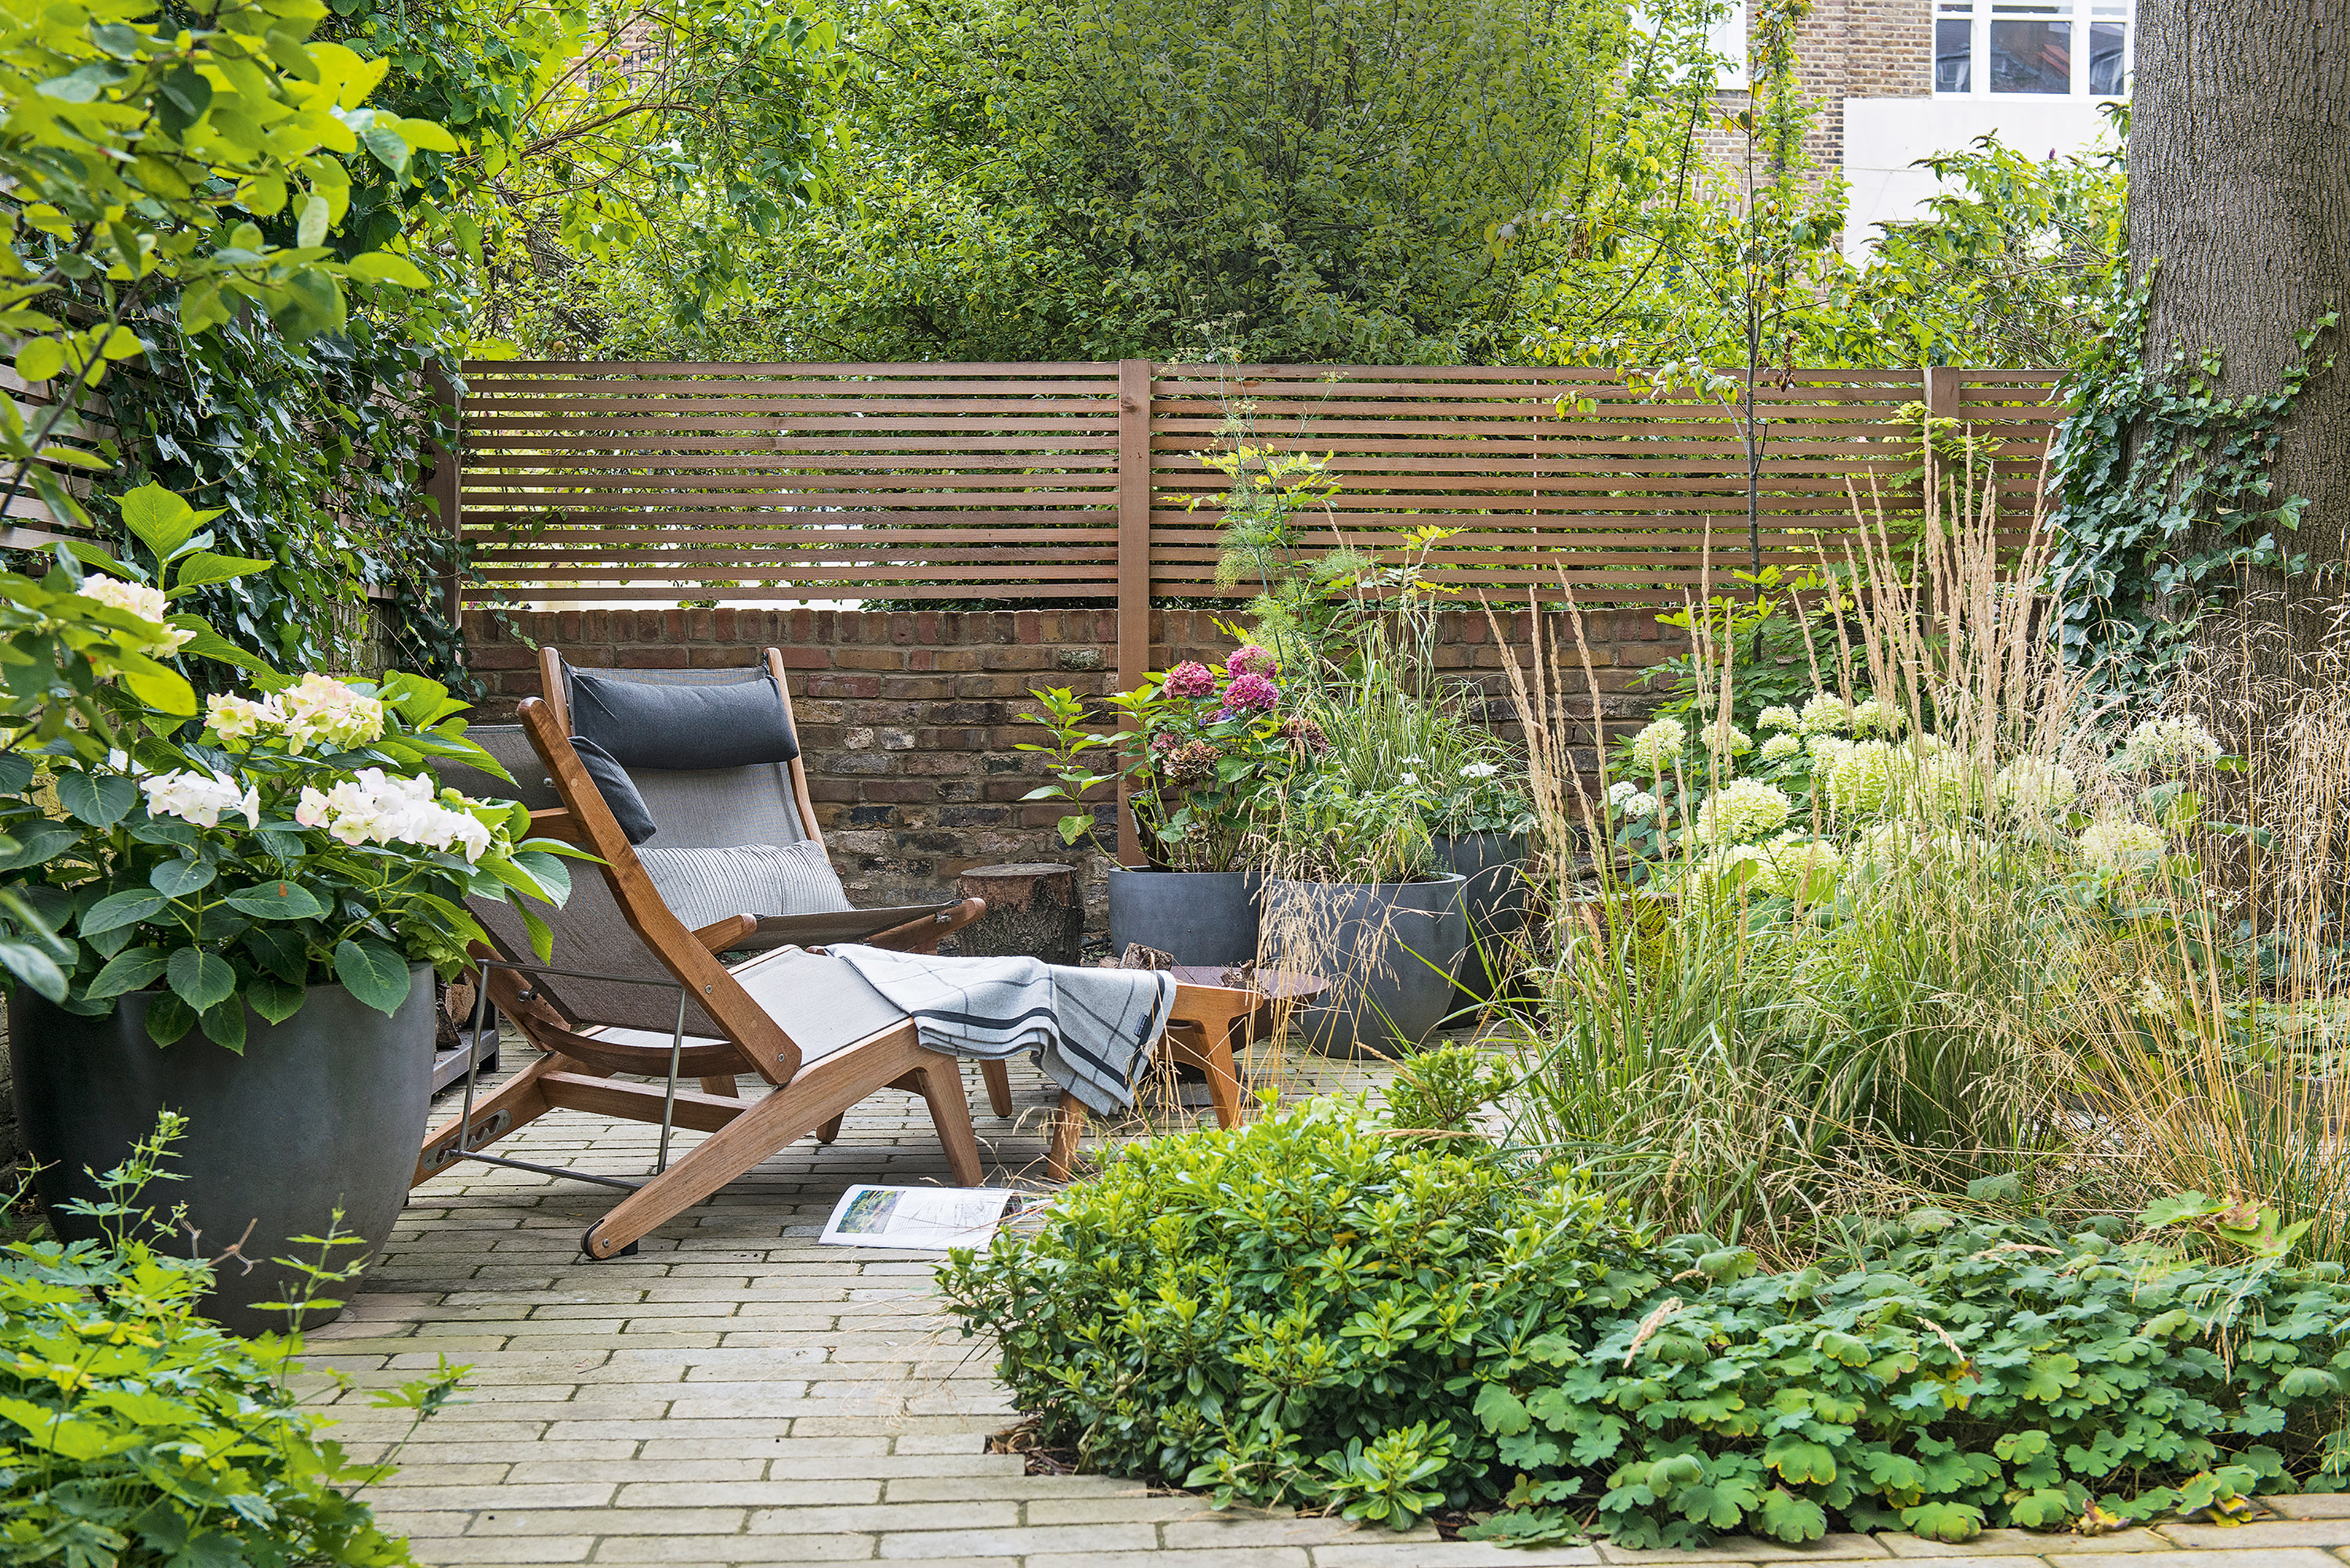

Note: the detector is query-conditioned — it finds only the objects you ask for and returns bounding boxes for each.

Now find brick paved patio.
[308,1048,2345,1568]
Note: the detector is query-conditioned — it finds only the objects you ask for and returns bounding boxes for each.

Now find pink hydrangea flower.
[1223,672,1280,713]
[1162,661,1217,699]
[1225,644,1277,678]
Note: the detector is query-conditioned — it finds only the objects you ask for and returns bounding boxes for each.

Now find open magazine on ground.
[816,1184,1044,1251]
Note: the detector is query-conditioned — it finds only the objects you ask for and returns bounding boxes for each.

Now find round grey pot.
[1107,865,1260,966]
[1435,833,1528,1006]
[9,966,436,1337]
[1262,874,1469,1057]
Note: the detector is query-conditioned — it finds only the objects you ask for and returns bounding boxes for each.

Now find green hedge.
[939,1096,2350,1547]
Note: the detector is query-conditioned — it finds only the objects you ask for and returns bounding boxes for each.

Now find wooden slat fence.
[452,360,2065,612]
[0,366,116,554]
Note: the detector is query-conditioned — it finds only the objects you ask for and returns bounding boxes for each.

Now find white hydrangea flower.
[205,692,282,748]
[1623,791,1660,818]
[1628,717,1687,776]
[1757,704,1800,733]
[2112,714,2223,776]
[1849,697,1902,737]
[277,673,387,753]
[1757,832,1844,901]
[1397,772,1420,788]
[1822,739,1899,817]
[1996,756,2079,816]
[2077,818,2167,870]
[76,575,194,657]
[139,768,258,829]
[1607,779,1637,805]
[1849,820,1912,874]
[2135,977,2175,1020]
[1459,761,1500,780]
[1807,733,1853,767]
[1694,777,1792,844]
[1906,751,1972,818]
[1759,732,1803,764]
[1798,693,1852,735]
[1701,721,1753,757]
[295,768,494,862]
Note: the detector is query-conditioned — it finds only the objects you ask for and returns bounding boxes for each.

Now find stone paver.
[324,1041,2319,1566]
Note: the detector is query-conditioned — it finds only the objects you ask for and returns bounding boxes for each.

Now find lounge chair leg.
[1198,1034,1246,1132]
[414,1050,564,1187]
[907,1057,984,1187]
[1045,1090,1085,1183]
[699,1075,739,1097]
[815,1115,843,1144]
[980,1058,1014,1118]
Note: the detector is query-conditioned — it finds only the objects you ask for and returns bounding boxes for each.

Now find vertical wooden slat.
[1115,358,1153,868]
[424,365,462,627]
[1923,364,1962,422]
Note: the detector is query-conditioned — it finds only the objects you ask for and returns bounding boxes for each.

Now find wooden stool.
[1044,968,1329,1181]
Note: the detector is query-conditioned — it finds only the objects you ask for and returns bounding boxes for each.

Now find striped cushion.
[638,841,853,930]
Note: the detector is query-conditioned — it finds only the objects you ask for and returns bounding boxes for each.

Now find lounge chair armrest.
[691,913,760,952]
[863,896,985,955]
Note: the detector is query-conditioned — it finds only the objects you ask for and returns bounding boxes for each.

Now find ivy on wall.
[85,302,471,695]
[2046,277,2337,702]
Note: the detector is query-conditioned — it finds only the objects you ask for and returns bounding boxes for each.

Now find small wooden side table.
[1044,967,1329,1181]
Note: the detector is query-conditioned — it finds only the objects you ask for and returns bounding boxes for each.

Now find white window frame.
[1933,0,2134,100]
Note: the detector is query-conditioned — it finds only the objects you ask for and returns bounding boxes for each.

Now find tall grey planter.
[1107,866,1260,966]
[1261,874,1468,1057]
[9,967,436,1337]
[1436,833,1528,1006]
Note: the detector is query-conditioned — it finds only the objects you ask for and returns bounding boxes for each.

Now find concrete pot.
[1262,874,1468,1057]
[1107,866,1260,966]
[1435,833,1528,1005]
[9,966,436,1336]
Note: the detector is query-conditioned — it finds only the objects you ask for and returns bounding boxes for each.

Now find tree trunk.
[2128,1,2350,685]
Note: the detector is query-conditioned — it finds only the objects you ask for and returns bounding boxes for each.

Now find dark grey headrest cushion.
[569,667,801,770]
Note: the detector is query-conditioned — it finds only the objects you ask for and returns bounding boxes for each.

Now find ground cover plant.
[941,1078,2350,1546]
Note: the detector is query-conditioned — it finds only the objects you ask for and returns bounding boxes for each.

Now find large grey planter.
[9,966,436,1337]
[1107,866,1260,966]
[1261,874,1468,1057]
[1436,833,1528,1006]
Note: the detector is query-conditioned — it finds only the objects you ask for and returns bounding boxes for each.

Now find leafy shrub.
[935,1097,1658,1528]
[944,1102,2350,1545]
[2,1118,461,1565]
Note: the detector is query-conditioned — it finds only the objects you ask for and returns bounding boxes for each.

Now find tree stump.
[955,863,1083,964]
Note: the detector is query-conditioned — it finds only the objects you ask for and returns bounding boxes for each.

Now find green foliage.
[2046,280,2337,703]
[1468,1208,2350,1549]
[942,1097,2350,1545]
[935,1097,1661,1528]
[1,1115,466,1566]
[1382,1042,1513,1135]
[562,0,1652,363]
[99,311,463,687]
[0,0,459,527]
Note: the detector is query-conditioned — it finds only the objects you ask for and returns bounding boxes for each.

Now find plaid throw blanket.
[828,945,1176,1115]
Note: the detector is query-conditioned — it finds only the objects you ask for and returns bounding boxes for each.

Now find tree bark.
[2128,1,2350,681]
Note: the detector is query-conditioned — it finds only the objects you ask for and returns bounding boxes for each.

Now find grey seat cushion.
[638,840,853,930]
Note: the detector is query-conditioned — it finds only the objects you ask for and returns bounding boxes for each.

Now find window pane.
[1936,19,1972,92]
[2089,20,2128,94]
[1990,19,2070,93]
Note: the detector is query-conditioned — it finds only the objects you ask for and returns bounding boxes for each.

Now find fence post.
[1922,364,1962,423]
[1114,359,1152,868]
[424,365,462,630]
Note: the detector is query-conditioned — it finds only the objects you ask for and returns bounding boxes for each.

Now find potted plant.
[0,487,572,1335]
[1429,750,1536,1005]
[1022,644,1317,965]
[1259,771,1467,1057]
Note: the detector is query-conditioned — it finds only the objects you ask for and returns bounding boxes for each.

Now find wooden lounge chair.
[413,698,989,1259]
[523,648,1021,1118]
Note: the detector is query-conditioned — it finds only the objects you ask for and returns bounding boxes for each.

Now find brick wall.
[462,607,1684,919]
[1705,0,1933,189]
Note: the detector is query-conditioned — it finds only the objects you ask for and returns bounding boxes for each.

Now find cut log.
[954,862,1083,964]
